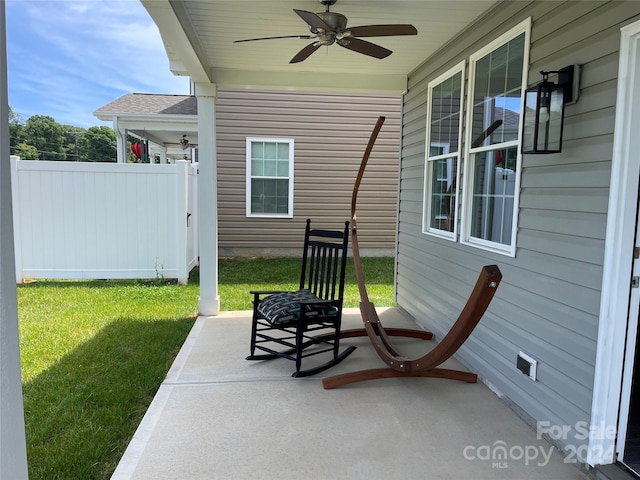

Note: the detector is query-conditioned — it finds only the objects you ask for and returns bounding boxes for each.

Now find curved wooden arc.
[322,116,502,389]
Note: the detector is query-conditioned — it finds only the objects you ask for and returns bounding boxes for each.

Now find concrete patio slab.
[111,307,587,480]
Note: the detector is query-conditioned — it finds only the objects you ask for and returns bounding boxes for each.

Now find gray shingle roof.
[94,93,197,116]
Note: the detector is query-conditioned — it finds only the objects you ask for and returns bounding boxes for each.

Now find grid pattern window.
[423,63,465,239]
[246,138,294,218]
[462,20,529,256]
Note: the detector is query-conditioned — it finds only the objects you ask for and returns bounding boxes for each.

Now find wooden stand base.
[322,265,502,389]
[323,367,477,389]
[322,327,478,389]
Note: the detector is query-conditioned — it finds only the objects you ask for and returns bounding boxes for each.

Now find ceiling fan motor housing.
[316,12,347,31]
[314,11,348,45]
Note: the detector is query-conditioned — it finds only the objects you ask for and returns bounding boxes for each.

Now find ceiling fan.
[234,0,417,64]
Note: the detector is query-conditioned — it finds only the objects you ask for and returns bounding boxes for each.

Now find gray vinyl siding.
[397,0,640,453]
[215,88,401,256]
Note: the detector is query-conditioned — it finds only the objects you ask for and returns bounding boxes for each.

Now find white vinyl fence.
[10,157,198,284]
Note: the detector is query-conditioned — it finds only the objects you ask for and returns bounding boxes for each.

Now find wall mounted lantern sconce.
[522,65,580,154]
[180,134,190,150]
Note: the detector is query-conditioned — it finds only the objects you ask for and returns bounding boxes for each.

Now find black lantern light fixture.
[522,65,579,154]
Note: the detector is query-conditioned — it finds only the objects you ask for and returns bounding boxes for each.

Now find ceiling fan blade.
[290,43,322,63]
[338,37,392,59]
[234,35,314,43]
[346,24,418,38]
[293,9,331,33]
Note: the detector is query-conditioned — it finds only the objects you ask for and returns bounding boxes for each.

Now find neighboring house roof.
[94,93,197,117]
[94,93,198,159]
[494,106,519,129]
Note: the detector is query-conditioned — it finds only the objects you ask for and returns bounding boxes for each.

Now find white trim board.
[590,18,640,466]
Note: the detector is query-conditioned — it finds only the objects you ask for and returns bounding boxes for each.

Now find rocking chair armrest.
[250,289,287,296]
[251,290,289,306]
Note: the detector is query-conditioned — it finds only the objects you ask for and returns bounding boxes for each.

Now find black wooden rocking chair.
[246,219,356,377]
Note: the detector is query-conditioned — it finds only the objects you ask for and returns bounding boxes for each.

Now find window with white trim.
[423,62,465,239]
[246,138,294,217]
[462,21,528,255]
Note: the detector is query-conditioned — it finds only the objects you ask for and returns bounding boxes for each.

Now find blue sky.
[6,0,190,128]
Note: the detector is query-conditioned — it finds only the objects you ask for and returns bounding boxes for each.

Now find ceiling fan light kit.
[233,0,417,63]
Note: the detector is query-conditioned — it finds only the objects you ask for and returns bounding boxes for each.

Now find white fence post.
[175,160,189,284]
[188,163,199,272]
[10,155,22,283]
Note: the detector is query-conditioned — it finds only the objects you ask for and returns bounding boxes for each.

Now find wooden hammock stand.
[322,116,502,389]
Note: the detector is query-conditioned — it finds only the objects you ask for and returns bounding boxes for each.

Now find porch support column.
[0,2,29,478]
[114,116,127,164]
[196,83,220,316]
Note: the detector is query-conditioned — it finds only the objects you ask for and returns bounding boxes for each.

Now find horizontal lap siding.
[397,0,640,451]
[215,89,401,255]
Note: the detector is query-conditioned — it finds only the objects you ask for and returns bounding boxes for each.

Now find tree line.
[9,106,118,162]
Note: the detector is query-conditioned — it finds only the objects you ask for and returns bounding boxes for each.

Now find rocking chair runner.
[321,116,503,389]
[246,219,356,377]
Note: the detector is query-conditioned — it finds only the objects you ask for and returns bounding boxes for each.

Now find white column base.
[198,295,220,317]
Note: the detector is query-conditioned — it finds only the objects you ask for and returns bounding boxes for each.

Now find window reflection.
[430,158,457,232]
[471,33,525,147]
[426,69,463,235]
[470,147,517,245]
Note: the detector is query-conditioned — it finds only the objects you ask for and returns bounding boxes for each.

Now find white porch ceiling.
[142,0,499,93]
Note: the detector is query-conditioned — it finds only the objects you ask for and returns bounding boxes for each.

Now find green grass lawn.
[19,280,198,479]
[18,257,394,479]
[218,256,395,310]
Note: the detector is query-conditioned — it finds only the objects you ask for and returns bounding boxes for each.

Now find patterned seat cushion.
[257,289,338,325]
